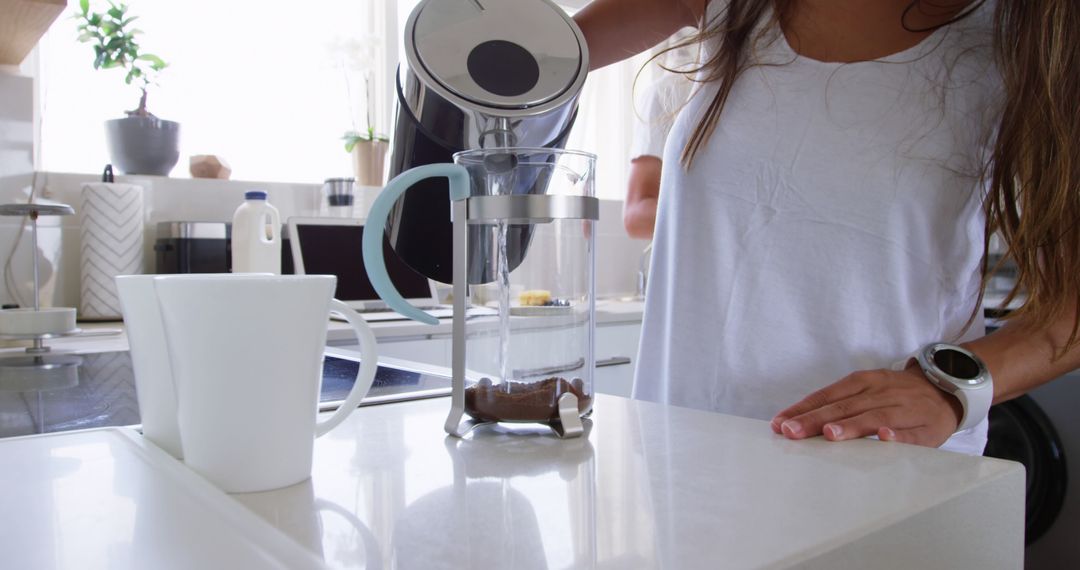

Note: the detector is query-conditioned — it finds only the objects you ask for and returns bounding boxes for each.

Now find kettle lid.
[406,0,587,113]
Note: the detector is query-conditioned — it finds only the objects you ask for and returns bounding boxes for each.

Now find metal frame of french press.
[444,193,600,439]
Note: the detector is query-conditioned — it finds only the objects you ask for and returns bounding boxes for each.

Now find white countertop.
[1,299,1026,568]
[230,395,1024,569]
[0,370,1024,569]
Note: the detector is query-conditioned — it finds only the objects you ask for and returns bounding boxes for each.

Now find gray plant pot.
[104,116,180,176]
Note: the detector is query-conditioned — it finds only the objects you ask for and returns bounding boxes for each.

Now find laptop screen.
[292,222,432,303]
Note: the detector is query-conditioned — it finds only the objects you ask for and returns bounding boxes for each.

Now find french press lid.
[405,0,588,114]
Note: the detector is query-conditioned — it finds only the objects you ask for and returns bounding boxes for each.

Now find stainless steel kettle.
[386,0,589,284]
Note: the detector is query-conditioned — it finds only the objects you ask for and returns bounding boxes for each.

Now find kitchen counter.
[226,395,1023,569]
[0,351,1024,568]
[1,394,1024,569]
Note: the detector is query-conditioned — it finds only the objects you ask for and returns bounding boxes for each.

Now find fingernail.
[781,420,803,436]
[771,416,786,431]
[825,424,843,439]
[881,427,896,440]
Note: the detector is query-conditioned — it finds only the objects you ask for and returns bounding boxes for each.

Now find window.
[37,0,656,199]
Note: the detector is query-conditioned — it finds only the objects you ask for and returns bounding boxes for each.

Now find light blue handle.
[362,163,471,325]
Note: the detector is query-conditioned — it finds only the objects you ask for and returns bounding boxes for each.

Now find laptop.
[287,217,454,321]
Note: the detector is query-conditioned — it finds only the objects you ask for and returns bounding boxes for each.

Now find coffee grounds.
[465,377,592,423]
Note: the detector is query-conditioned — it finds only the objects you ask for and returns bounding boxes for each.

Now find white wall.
[0,60,44,308]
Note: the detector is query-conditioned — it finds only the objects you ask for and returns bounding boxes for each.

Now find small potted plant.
[75,0,179,176]
[342,73,389,187]
[344,127,389,187]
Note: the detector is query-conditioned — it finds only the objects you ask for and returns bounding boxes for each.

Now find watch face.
[933,348,979,379]
[932,347,984,385]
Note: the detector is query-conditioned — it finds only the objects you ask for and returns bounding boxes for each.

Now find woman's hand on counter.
[768,364,963,447]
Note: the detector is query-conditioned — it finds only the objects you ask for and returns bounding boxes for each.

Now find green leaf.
[76,1,167,89]
[342,132,363,152]
[137,54,166,68]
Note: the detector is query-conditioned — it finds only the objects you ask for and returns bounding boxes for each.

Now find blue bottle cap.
[245,190,268,200]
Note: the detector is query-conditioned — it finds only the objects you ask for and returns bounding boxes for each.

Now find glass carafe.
[362,148,598,438]
[454,149,597,431]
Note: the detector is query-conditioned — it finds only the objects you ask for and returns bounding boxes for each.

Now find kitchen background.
[0,0,673,310]
[4,2,1080,567]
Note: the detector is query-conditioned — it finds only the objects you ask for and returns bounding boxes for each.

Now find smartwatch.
[915,343,994,432]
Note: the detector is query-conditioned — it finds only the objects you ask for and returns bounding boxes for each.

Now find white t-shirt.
[633,2,1002,455]
[631,73,694,160]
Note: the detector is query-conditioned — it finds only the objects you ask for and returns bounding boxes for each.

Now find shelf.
[0,0,67,66]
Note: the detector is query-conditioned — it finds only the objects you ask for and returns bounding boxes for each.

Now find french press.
[363,148,598,438]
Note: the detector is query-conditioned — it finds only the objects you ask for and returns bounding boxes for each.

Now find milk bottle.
[231,190,281,274]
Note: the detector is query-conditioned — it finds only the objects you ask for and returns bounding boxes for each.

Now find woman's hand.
[770,363,964,447]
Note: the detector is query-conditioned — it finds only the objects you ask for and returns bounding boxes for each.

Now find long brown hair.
[664,0,1080,354]
[986,0,1080,355]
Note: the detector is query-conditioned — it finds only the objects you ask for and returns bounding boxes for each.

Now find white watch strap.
[911,345,993,433]
[904,344,995,433]
[956,382,994,432]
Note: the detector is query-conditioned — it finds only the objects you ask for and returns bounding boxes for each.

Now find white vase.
[79,182,145,320]
[351,139,389,187]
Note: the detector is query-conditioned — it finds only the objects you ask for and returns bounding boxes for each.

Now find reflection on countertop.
[0,350,450,439]
[0,351,140,437]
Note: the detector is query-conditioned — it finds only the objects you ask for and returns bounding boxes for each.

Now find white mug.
[119,274,378,493]
[116,274,184,459]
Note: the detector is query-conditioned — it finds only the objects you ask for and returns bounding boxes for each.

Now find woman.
[575,0,1079,454]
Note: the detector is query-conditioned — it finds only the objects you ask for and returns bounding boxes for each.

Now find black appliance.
[153,222,294,274]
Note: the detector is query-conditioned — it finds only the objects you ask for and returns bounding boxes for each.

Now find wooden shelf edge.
[0,0,69,66]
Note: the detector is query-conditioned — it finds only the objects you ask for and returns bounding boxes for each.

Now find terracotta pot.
[351,139,389,187]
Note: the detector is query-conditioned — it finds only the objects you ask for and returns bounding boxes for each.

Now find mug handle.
[315,299,379,437]
[362,163,471,325]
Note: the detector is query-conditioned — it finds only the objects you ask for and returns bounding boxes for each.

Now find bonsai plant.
[342,73,389,187]
[75,0,180,176]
